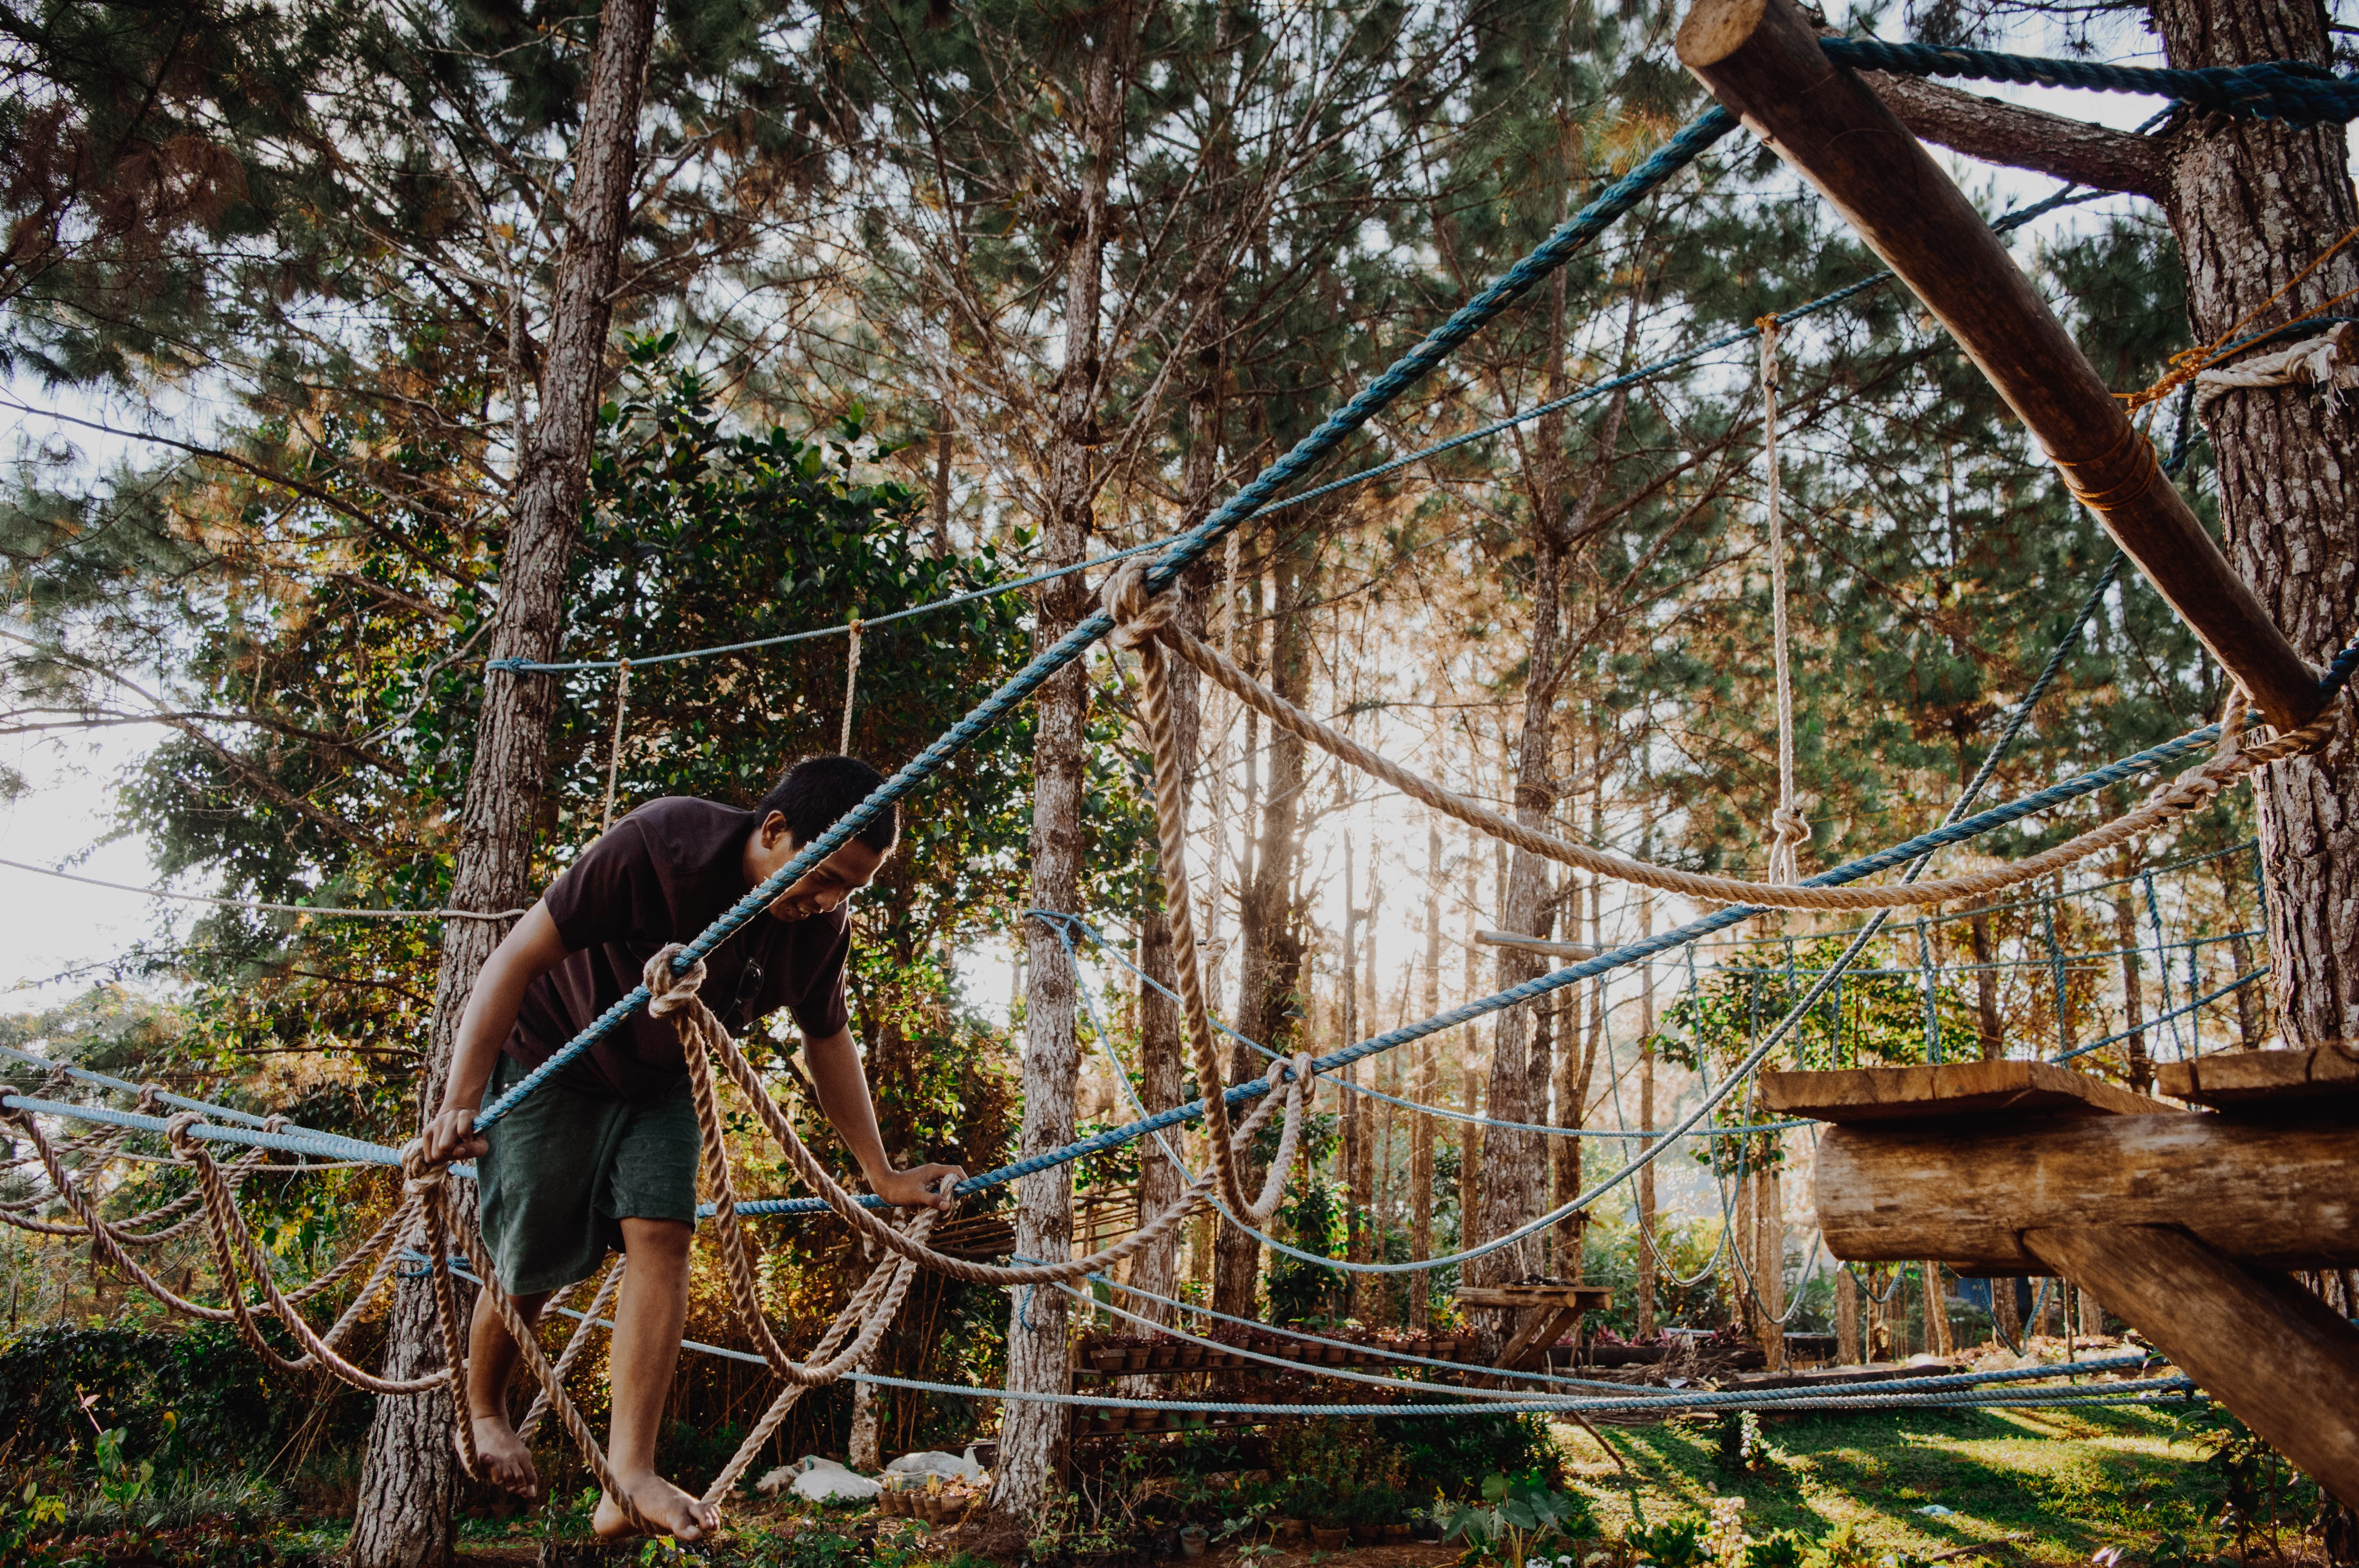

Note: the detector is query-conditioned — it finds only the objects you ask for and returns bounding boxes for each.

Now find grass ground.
[35,1399,2274,1566]
[1555,1403,2235,1566]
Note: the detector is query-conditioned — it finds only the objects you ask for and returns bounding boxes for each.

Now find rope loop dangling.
[1101,557,1178,653]
[644,942,709,1019]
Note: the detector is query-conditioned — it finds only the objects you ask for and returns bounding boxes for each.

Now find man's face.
[748,812,887,922]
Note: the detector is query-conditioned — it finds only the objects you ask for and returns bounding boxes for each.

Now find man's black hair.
[754,755,898,854]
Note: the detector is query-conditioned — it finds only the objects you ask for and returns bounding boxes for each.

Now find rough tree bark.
[347,5,654,1561]
[2150,0,2359,1055]
[1866,2,2357,1055]
[1218,527,1313,1319]
[1469,255,1577,1338]
[992,2,1130,1520]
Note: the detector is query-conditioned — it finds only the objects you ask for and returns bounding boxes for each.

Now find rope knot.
[0,1084,25,1127]
[164,1110,204,1154]
[1100,558,1177,653]
[1767,804,1810,884]
[399,1137,448,1194]
[644,944,709,1018]
[135,1084,165,1115]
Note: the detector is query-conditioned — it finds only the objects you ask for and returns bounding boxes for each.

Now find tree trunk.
[1970,911,2003,1060]
[1469,258,1576,1338]
[1219,529,1312,1318]
[1341,838,1363,1299]
[1759,1163,1787,1369]
[992,4,1129,1520]
[1636,860,1658,1340]
[1410,818,1440,1330]
[2150,0,2359,1053]
[2112,856,2150,1094]
[347,5,654,1561]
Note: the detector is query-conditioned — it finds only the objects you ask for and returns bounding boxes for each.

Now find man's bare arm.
[419,902,570,1165]
[802,1026,964,1210]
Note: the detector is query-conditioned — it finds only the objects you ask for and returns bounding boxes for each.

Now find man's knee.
[619,1216,694,1266]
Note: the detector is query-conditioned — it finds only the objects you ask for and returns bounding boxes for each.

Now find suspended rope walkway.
[7,38,2358,1521]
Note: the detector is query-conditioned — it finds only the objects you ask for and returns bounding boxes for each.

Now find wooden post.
[2029,1225,2359,1506]
[1675,0,2321,730]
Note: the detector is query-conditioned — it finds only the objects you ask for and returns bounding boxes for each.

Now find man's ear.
[762,810,796,849]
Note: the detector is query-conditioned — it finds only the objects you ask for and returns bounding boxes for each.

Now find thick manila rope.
[699,1242,927,1504]
[1108,566,2344,912]
[518,1258,627,1442]
[643,946,1314,1285]
[677,971,942,1384]
[1759,316,1810,884]
[170,1116,447,1394]
[1098,564,1268,1224]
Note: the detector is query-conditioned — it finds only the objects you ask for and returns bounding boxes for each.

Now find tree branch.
[1861,71,2168,200]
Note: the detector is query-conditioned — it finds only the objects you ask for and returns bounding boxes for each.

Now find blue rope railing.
[466,105,1742,1132]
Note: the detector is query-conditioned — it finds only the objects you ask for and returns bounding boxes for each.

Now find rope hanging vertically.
[601,660,633,833]
[1759,316,1807,883]
[840,618,863,754]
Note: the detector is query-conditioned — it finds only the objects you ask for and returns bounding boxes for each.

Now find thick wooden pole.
[2028,1225,2359,1506]
[1675,0,2321,730]
[1815,1112,2359,1272]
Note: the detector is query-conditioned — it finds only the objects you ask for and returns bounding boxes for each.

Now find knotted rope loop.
[164,1110,204,1152]
[0,1084,27,1127]
[398,1137,450,1195]
[135,1084,165,1116]
[643,943,709,1018]
[1101,557,1178,653]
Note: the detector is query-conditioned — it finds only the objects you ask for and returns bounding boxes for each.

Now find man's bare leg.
[593,1217,718,1541]
[464,1280,552,1495]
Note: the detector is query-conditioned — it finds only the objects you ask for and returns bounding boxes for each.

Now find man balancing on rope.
[416,755,965,1541]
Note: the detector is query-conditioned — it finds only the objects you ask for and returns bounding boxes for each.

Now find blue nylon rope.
[485,178,2108,684]
[1820,39,2359,124]
[725,713,2236,1224]
[468,105,1740,1134]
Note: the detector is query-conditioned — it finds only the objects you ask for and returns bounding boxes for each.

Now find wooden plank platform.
[1456,1284,1613,1379]
[1759,1060,2167,1124]
[2159,1045,2359,1109]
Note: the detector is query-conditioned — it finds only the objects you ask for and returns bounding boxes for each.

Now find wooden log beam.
[1674,0,2322,729]
[1815,1112,2359,1271]
[2027,1225,2359,1507]
[1476,929,1599,960]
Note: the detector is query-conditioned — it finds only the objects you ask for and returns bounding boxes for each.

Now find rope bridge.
[5,36,2357,1527]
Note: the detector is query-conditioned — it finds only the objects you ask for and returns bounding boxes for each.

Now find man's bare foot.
[467,1415,540,1497]
[594,1473,720,1541]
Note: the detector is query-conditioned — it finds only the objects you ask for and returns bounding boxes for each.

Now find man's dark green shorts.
[475,1055,700,1295]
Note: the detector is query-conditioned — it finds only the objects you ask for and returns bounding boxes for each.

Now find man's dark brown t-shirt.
[503,797,852,1101]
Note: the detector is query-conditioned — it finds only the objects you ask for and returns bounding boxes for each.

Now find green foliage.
[1443,1473,1598,1567]
[1628,1517,1708,1568]
[0,1481,69,1563]
[1390,1413,1559,1499]
[1659,936,1979,1078]
[0,1325,341,1475]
